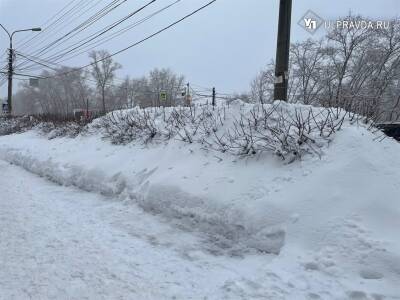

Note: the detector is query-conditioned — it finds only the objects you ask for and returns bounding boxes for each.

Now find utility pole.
[125,85,130,108]
[0,24,41,115]
[86,98,89,119]
[7,44,13,115]
[273,0,292,101]
[212,87,216,108]
[186,82,190,106]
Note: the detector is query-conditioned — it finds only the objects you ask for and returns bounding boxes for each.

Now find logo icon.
[298,10,324,34]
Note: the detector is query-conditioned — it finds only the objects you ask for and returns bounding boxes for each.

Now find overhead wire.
[3,0,218,98]
[39,0,217,81]
[32,0,181,67]
[26,0,125,56]
[14,0,82,50]
[16,0,100,54]
[18,0,166,71]
[15,0,126,70]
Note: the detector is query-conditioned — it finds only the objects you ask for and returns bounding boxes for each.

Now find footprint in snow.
[346,290,368,300]
[359,269,384,280]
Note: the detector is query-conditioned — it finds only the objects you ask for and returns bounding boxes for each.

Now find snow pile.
[0,101,349,254]
[0,138,286,254]
[36,121,85,139]
[0,115,37,136]
[0,101,400,298]
[0,115,85,138]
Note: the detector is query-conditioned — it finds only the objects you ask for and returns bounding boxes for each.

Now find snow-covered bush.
[1,102,353,161]
[35,121,86,139]
[0,115,88,138]
[99,101,348,161]
[0,116,38,136]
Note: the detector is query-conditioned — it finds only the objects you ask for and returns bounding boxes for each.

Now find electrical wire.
[16,0,101,54]
[3,0,217,97]
[14,0,82,50]
[15,0,126,70]
[30,0,181,68]
[18,0,165,71]
[26,0,125,57]
[39,0,217,81]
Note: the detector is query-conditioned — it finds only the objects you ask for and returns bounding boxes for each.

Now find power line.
[29,0,125,56]
[14,51,129,85]
[4,0,217,96]
[15,0,120,69]
[19,0,162,71]
[14,0,81,50]
[16,0,99,54]
[0,71,44,79]
[40,0,217,81]
[15,52,60,72]
[23,0,182,69]
[15,0,126,70]
[14,51,134,88]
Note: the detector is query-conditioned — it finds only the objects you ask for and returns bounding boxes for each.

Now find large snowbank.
[0,102,400,298]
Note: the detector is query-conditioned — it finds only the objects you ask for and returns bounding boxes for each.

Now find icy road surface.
[0,160,273,300]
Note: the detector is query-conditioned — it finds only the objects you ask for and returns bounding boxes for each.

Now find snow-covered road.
[1,139,400,300]
[0,160,272,300]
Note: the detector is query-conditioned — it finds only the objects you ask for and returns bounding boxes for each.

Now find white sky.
[0,0,399,97]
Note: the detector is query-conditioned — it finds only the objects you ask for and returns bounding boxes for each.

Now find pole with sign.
[2,103,9,114]
[160,91,167,105]
[29,78,39,87]
[273,0,292,101]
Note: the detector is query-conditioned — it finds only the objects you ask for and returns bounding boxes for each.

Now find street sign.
[160,91,167,101]
[29,78,39,87]
[2,103,9,114]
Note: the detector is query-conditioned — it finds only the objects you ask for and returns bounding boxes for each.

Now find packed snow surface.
[0,103,399,299]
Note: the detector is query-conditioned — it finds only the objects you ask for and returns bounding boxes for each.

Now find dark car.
[377,123,400,141]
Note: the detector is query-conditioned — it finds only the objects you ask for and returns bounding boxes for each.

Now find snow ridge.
[0,148,285,254]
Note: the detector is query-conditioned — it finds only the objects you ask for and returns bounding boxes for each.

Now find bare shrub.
[99,102,348,162]
[0,114,92,138]
[0,115,38,136]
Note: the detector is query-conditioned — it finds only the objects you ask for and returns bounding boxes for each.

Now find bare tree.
[250,62,275,104]
[325,15,374,104]
[250,15,400,122]
[250,60,298,104]
[290,39,325,104]
[89,50,121,113]
[111,77,132,110]
[148,68,185,107]
[129,77,151,108]
[14,68,91,116]
[324,16,400,119]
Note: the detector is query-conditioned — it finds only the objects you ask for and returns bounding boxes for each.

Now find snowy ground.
[0,160,276,299]
[1,104,400,299]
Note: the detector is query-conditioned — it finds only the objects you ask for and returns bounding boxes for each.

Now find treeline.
[13,50,186,116]
[250,15,400,121]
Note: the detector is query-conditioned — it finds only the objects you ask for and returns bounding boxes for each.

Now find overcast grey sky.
[0,0,399,97]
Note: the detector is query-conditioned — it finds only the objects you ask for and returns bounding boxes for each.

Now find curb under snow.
[0,148,285,255]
